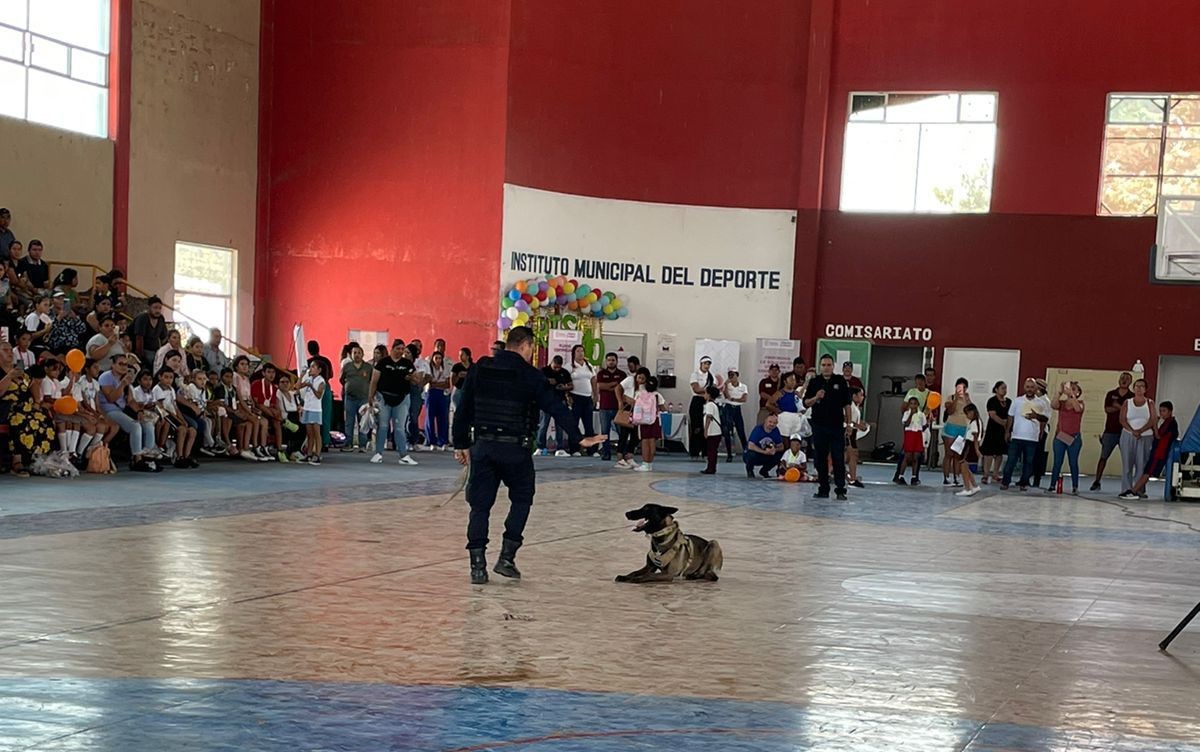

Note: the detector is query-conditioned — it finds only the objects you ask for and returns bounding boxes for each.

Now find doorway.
[867,345,926,456]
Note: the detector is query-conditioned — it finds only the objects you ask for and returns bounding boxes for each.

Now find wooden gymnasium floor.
[0,452,1198,751]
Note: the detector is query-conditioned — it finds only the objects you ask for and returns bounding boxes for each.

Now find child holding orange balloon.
[777,434,808,481]
[34,357,81,457]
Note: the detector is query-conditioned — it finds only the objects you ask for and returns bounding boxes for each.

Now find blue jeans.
[425,389,450,447]
[406,387,423,444]
[597,408,617,459]
[744,449,782,476]
[375,396,411,456]
[721,404,747,456]
[537,410,566,451]
[570,395,594,453]
[1002,438,1038,487]
[1050,432,1081,491]
[343,395,369,447]
[105,408,152,456]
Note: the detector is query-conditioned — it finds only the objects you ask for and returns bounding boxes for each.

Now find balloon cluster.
[497,276,630,331]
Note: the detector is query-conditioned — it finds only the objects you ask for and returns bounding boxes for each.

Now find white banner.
[501,185,796,407]
[547,329,582,366]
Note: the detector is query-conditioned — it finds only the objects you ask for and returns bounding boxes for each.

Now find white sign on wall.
[500,184,797,408]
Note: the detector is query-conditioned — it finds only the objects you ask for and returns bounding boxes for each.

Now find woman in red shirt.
[1048,381,1084,494]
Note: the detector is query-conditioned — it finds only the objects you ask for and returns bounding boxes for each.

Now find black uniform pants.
[688,396,705,457]
[466,440,536,550]
[812,423,847,494]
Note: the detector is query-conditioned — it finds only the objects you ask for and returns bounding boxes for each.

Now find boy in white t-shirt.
[700,386,724,474]
[778,434,808,481]
[153,369,197,467]
[74,359,113,455]
[299,360,327,465]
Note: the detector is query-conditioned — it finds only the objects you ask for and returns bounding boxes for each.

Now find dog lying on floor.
[615,503,723,583]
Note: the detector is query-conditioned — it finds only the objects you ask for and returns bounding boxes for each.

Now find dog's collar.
[650,519,678,538]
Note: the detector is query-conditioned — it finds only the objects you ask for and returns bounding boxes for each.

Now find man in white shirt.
[1001,378,1051,490]
[203,328,230,372]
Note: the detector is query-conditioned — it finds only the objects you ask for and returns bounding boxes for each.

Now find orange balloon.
[784,467,801,482]
[54,396,79,415]
[514,280,527,293]
[65,348,86,373]
[926,391,942,411]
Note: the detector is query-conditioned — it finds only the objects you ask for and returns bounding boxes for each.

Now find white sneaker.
[370,453,384,464]
[633,463,652,472]
[967,487,981,496]
[955,489,971,497]
[240,450,258,461]
[554,450,569,457]
[398,455,419,466]
[614,459,630,469]
[571,452,582,457]
[290,451,304,462]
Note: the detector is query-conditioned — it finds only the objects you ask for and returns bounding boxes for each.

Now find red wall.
[259,0,1200,388]
[812,0,1200,385]
[505,0,808,209]
[257,0,511,367]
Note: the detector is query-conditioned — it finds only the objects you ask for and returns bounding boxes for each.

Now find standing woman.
[1048,381,1085,495]
[450,347,473,411]
[688,356,718,459]
[568,344,596,455]
[720,369,748,462]
[425,350,452,450]
[940,378,971,487]
[981,381,1010,484]
[1118,379,1156,499]
[0,340,56,477]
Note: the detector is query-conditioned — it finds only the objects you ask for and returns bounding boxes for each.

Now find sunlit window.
[173,242,236,352]
[840,92,998,213]
[1099,93,1200,217]
[0,0,111,138]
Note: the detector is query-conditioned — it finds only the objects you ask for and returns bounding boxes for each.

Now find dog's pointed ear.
[662,506,678,517]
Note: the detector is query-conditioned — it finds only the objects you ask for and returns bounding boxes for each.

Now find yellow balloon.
[563,282,576,294]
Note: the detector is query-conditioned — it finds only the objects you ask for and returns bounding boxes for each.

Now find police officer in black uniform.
[452,326,603,584]
[803,353,854,500]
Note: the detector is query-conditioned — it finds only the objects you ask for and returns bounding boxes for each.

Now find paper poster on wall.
[755,338,801,379]
[548,329,582,365]
[693,339,740,382]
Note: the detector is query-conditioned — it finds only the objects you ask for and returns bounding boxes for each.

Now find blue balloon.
[591,302,603,314]
[606,311,619,320]
[509,289,520,301]
[618,306,629,317]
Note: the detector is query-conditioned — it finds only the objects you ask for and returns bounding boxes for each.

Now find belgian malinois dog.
[616,503,723,583]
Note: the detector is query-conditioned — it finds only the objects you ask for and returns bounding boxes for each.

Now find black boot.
[469,549,488,584]
[493,539,521,579]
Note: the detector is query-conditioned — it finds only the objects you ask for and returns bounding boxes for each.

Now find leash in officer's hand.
[434,448,470,508]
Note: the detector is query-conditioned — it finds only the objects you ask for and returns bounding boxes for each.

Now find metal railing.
[47,260,260,358]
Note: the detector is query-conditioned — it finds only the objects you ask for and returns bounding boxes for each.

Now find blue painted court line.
[0,679,1195,752]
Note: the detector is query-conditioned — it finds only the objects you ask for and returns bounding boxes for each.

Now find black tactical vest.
[474,360,539,444]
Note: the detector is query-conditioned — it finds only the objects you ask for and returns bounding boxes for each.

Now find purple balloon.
[497,317,512,330]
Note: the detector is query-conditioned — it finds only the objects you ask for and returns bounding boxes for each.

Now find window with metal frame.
[1099,93,1200,217]
[0,0,111,138]
[840,92,998,213]
[173,241,236,353]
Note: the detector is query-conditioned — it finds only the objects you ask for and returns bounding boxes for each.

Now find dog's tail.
[708,540,723,572]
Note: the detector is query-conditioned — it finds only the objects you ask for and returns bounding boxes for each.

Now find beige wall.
[0,117,113,279]
[127,0,259,348]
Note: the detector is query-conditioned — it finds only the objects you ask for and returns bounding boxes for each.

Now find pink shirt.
[1056,401,1084,435]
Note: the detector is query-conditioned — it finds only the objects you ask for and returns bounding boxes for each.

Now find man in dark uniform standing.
[803,353,854,501]
[453,326,603,584]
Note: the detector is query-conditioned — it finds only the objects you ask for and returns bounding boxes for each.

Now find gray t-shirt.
[87,332,125,371]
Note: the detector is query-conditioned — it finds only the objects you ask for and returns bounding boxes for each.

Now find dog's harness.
[648,520,694,572]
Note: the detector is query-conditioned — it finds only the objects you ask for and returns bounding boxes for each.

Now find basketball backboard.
[1154,195,1200,283]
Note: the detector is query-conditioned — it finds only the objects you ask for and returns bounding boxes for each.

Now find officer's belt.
[476,433,527,445]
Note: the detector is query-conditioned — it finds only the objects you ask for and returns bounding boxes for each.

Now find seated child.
[776,433,809,480]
